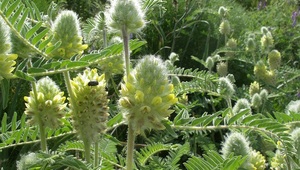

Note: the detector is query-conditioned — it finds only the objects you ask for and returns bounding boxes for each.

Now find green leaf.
[25,22,43,40]
[5,0,21,17]
[15,70,36,82]
[11,112,17,131]
[16,8,29,32]
[162,120,178,138]
[107,113,123,127]
[10,4,24,25]
[1,113,7,133]
[136,143,170,166]
[1,79,10,109]
[21,114,26,128]
[66,61,89,68]
[1,0,9,11]
[42,61,61,69]
[45,41,61,54]
[39,34,53,50]
[28,67,48,74]
[228,109,250,125]
[32,28,49,45]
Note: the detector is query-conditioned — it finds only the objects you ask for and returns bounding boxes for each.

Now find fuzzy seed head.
[106,0,145,33]
[119,55,177,135]
[48,10,88,59]
[0,18,11,54]
[0,54,18,81]
[217,77,235,98]
[268,50,281,70]
[219,20,231,35]
[221,132,251,168]
[24,77,66,129]
[217,61,228,77]
[264,70,276,86]
[249,81,260,97]
[226,38,237,57]
[70,68,109,144]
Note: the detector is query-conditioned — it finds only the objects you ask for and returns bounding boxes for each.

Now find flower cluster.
[48,10,88,59]
[70,68,109,144]
[24,77,67,128]
[119,55,177,135]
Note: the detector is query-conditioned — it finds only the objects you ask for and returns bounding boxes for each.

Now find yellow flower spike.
[119,55,178,135]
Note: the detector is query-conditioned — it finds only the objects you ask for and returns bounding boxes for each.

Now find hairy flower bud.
[70,68,109,144]
[251,93,262,109]
[217,61,228,77]
[254,61,267,79]
[260,89,268,102]
[268,50,281,70]
[226,38,237,57]
[17,152,40,170]
[205,56,214,71]
[218,6,227,18]
[119,55,177,135]
[232,98,252,115]
[217,77,235,98]
[246,38,256,52]
[249,81,260,97]
[48,10,88,59]
[0,18,11,54]
[221,132,251,169]
[264,70,276,86]
[106,0,145,33]
[286,100,300,114]
[260,33,273,50]
[219,20,231,35]
[24,77,67,128]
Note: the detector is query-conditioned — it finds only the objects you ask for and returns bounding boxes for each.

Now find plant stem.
[126,124,136,170]
[83,139,91,163]
[27,60,48,152]
[62,71,77,110]
[38,120,47,151]
[121,25,130,77]
[121,24,135,170]
[94,141,99,168]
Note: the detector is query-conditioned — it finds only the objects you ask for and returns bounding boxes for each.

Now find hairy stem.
[94,141,99,167]
[83,139,91,163]
[121,25,130,77]
[126,124,136,170]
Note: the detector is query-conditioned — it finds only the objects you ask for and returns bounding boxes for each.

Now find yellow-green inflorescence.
[24,77,67,128]
[70,68,109,144]
[0,18,17,81]
[48,10,88,59]
[119,55,178,135]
